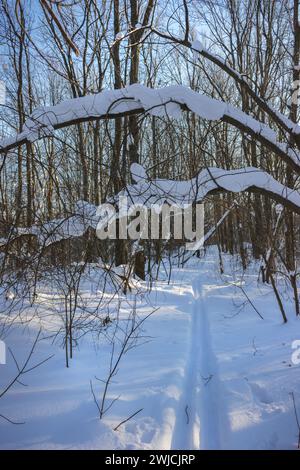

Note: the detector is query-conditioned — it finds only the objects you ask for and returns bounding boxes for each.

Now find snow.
[189,39,300,136]
[1,165,299,251]
[115,32,126,41]
[1,84,300,171]
[0,164,298,253]
[191,39,205,54]
[11,200,99,247]
[191,39,206,61]
[111,166,300,213]
[0,249,299,449]
[269,104,300,135]
[130,163,148,183]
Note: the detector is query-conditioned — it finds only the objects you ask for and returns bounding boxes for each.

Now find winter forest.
[0,0,300,451]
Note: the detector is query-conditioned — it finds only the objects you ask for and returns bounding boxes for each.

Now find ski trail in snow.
[170,282,202,450]
[192,279,223,449]
[171,274,227,450]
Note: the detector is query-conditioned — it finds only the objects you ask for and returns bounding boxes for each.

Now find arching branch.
[149,28,300,143]
[120,164,300,215]
[2,165,299,254]
[1,85,300,174]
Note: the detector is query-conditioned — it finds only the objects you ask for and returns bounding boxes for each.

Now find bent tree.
[1,83,300,212]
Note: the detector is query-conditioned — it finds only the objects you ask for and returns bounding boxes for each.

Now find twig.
[185,405,189,424]
[113,408,143,432]
[201,374,213,386]
[252,337,260,356]
[231,282,264,320]
[0,414,25,425]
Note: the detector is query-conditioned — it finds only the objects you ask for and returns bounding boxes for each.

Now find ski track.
[171,273,228,450]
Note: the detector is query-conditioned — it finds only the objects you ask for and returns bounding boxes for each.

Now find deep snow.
[0,249,300,450]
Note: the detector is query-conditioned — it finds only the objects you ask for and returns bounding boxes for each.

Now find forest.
[0,0,300,451]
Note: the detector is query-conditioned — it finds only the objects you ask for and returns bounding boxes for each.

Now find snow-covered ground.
[0,248,300,450]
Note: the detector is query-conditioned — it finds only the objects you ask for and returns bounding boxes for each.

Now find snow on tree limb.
[190,39,300,138]
[115,164,300,215]
[1,84,300,173]
[150,28,300,140]
[2,164,300,251]
[0,201,99,249]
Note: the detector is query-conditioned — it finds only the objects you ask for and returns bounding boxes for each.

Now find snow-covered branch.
[119,164,300,215]
[1,85,300,173]
[149,28,300,142]
[0,201,98,249]
[2,164,300,253]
